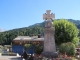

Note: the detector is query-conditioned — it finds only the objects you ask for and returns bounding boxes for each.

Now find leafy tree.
[53,19,79,46]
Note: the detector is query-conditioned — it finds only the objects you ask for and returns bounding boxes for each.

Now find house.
[12,34,44,55]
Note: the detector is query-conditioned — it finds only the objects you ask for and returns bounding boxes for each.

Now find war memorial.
[11,10,75,60]
[42,10,58,59]
[12,10,56,55]
[0,10,79,60]
[1,10,78,60]
[11,10,58,60]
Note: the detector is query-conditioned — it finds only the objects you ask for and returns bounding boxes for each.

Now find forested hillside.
[0,19,80,45]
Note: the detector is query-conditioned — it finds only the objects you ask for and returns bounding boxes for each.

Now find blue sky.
[0,0,80,30]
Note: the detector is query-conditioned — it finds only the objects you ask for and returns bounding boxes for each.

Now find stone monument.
[42,10,57,58]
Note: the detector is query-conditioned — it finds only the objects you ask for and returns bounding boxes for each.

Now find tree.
[53,19,79,46]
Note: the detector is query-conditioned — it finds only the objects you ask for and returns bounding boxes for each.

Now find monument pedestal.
[42,27,58,58]
[42,51,58,58]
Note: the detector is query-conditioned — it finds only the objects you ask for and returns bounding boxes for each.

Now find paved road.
[0,56,22,60]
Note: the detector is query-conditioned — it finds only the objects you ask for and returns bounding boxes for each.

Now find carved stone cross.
[43,10,55,20]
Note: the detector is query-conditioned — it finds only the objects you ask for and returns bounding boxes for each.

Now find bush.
[34,44,43,55]
[59,42,76,56]
[24,44,32,50]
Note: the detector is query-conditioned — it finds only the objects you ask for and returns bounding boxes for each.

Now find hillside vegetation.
[0,19,80,45]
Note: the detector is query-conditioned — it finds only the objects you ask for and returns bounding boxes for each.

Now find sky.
[0,0,80,31]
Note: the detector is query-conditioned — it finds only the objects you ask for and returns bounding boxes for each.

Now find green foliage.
[79,37,80,42]
[0,19,80,45]
[59,42,76,56]
[0,26,43,45]
[53,19,79,45]
[79,29,80,36]
[34,44,43,55]
[24,44,32,50]
[72,37,79,46]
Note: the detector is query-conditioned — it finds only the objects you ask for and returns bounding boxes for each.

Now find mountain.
[0,19,80,45]
[0,28,5,32]
[68,19,80,25]
[68,19,80,29]
[28,19,80,29]
[27,22,45,28]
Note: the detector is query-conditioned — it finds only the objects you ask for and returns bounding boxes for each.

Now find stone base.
[42,51,58,58]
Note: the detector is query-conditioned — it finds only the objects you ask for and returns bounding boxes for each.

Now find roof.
[13,36,44,41]
[4,45,12,47]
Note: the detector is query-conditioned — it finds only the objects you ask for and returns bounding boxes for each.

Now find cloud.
[0,28,6,32]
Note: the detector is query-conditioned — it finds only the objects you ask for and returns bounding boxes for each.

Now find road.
[0,56,22,60]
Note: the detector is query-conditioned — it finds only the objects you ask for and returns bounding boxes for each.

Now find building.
[12,34,44,55]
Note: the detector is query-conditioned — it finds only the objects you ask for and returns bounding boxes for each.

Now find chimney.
[38,34,41,38]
